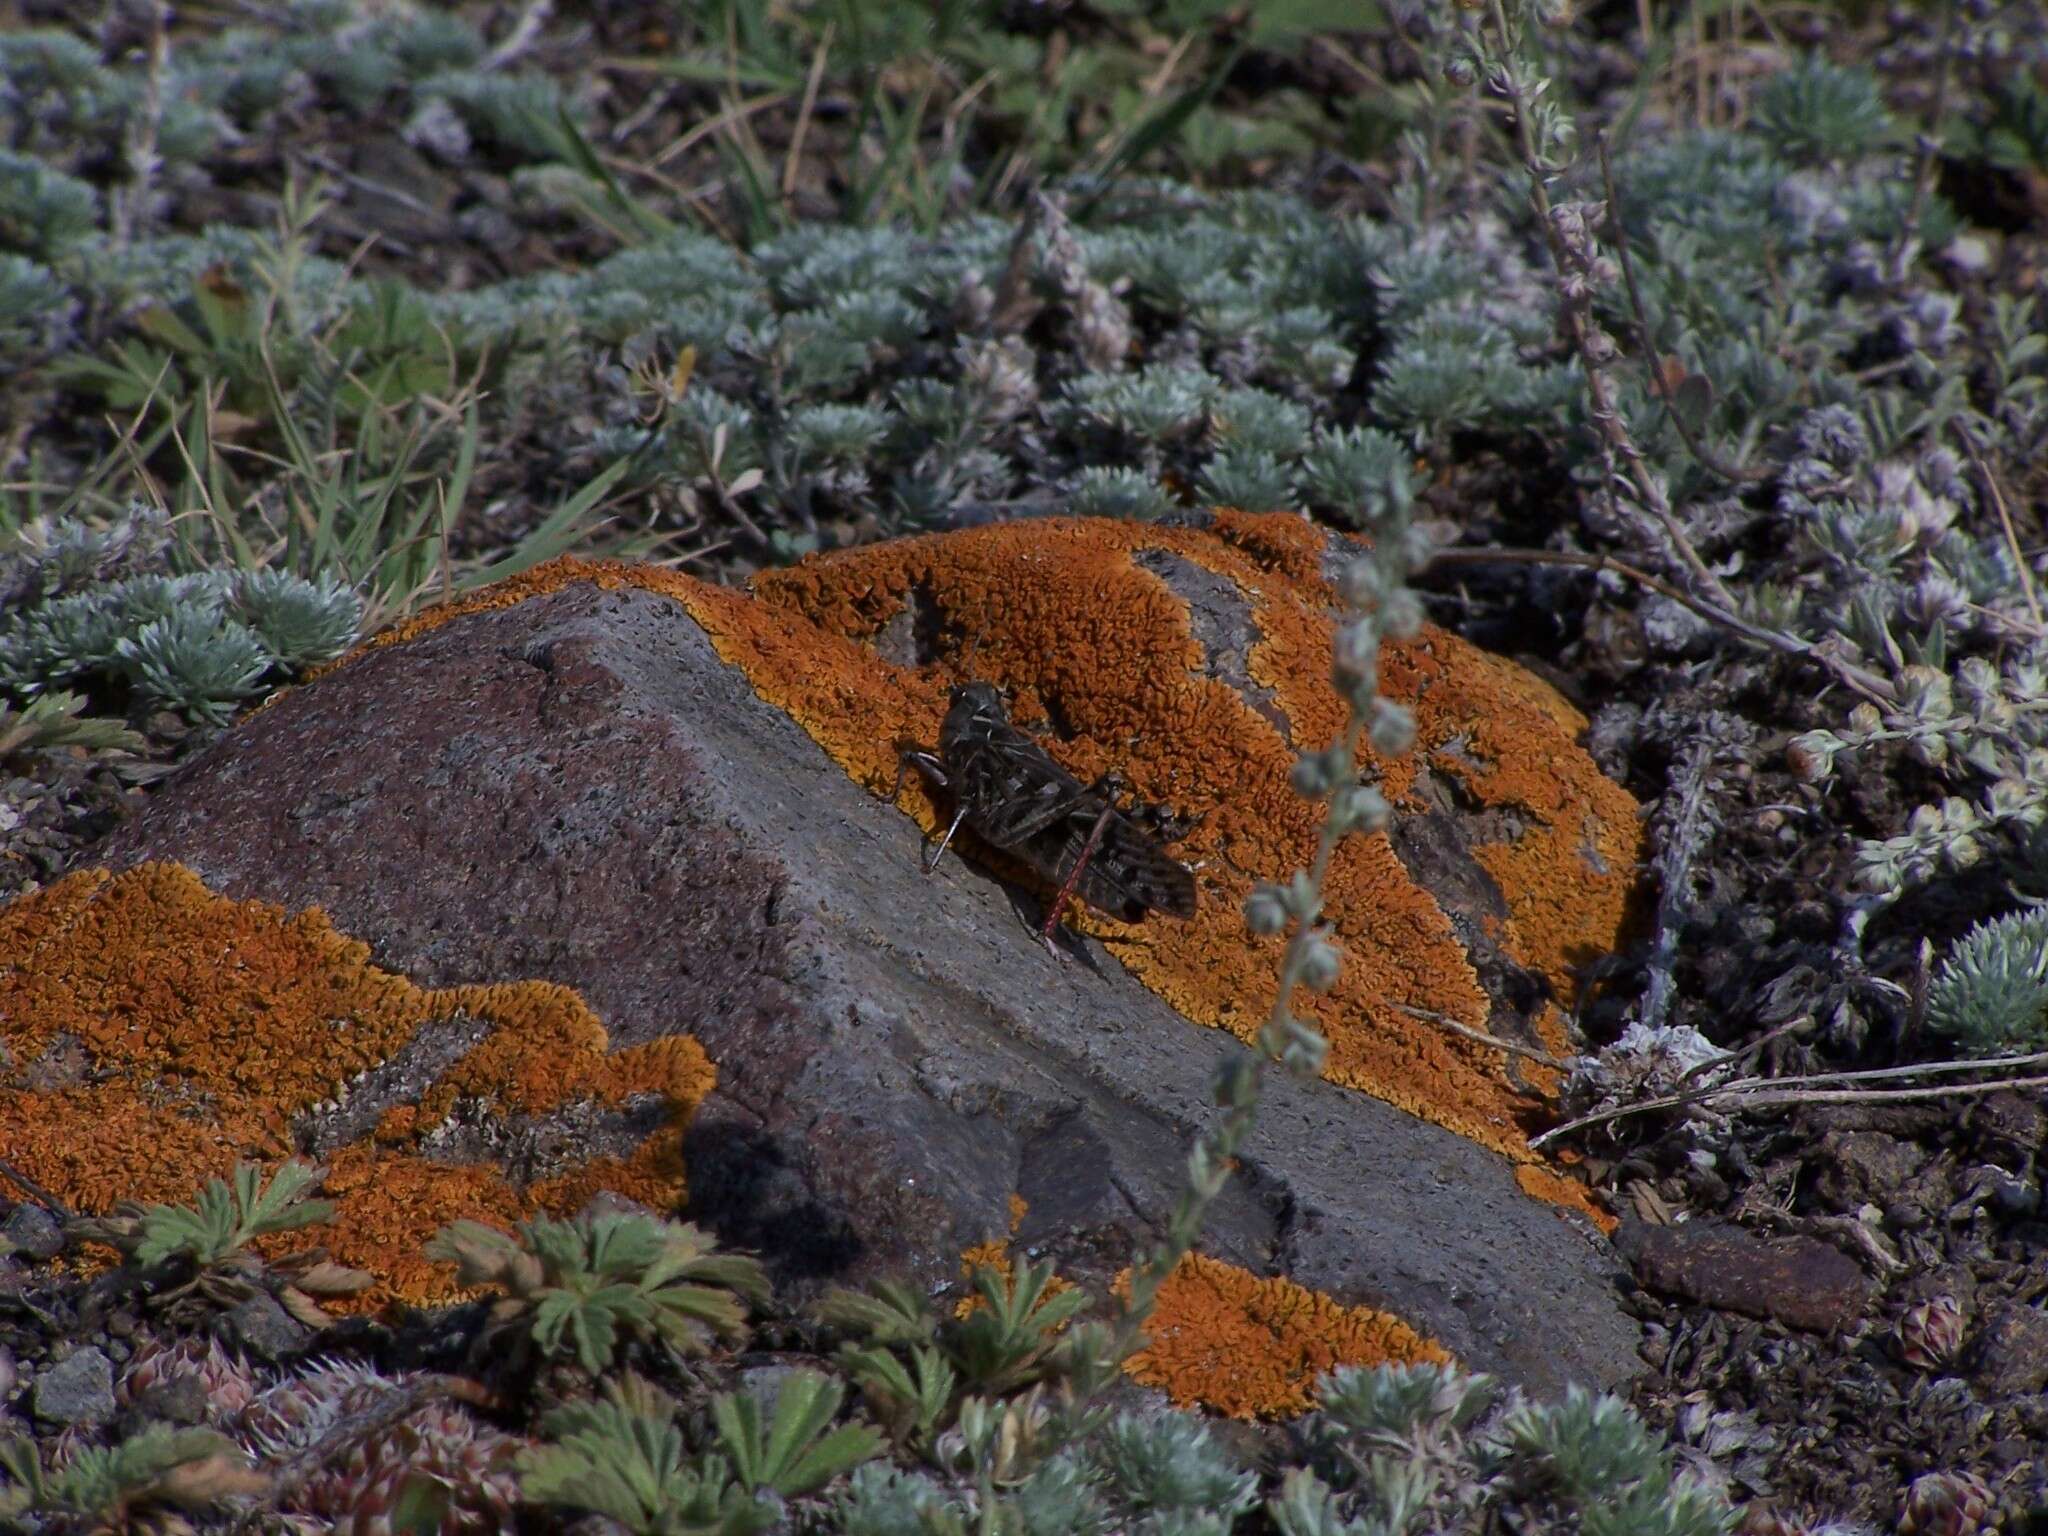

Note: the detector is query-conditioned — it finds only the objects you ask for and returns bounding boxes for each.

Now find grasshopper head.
[941,681,1009,749]
[948,681,1005,713]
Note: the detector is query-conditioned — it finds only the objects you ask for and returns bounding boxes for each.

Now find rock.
[1812,1130,1931,1210]
[1615,1219,1875,1333]
[1965,1090,2046,1164]
[223,1291,314,1363]
[56,514,1644,1396]
[1970,1302,2048,1396]
[32,1346,115,1427]
[0,1202,63,1260]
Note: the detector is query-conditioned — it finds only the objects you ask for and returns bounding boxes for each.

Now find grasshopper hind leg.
[925,802,972,875]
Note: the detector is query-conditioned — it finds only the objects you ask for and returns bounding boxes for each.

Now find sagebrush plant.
[516,1373,783,1536]
[423,1210,770,1376]
[1271,1363,1732,1536]
[1924,907,2048,1055]
[0,502,363,734]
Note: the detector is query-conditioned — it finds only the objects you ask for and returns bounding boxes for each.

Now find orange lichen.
[1121,1252,1452,1419]
[959,1239,1015,1279]
[0,862,713,1306]
[306,515,1637,1213]
[952,1235,1448,1419]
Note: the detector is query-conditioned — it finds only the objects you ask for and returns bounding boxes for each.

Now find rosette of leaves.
[0,514,363,729]
[70,1158,373,1327]
[0,251,74,359]
[0,146,99,261]
[424,1211,769,1377]
[818,1258,1091,1455]
[831,1399,1261,1534]
[1068,466,1177,521]
[1924,908,2048,1056]
[518,1371,879,1536]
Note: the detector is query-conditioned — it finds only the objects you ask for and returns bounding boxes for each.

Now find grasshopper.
[894,682,1199,955]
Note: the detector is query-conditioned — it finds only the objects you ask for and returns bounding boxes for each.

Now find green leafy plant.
[0,1425,265,1527]
[1270,1365,1732,1536]
[947,1259,1093,1397]
[92,1158,333,1271]
[711,1368,883,1497]
[0,509,367,727]
[69,1159,371,1326]
[518,1374,781,1536]
[821,1255,1090,1455]
[1925,907,2048,1055]
[424,1211,769,1376]
[0,689,145,757]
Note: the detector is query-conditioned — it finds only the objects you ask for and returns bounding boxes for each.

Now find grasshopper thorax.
[942,681,1009,743]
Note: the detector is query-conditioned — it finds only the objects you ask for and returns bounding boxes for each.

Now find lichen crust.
[1123,1251,1455,1419]
[958,1238,1450,1420]
[0,862,712,1305]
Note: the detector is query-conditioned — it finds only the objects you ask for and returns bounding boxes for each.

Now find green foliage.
[420,69,576,161]
[820,1260,1089,1456]
[0,252,73,356]
[1299,426,1415,528]
[0,147,100,260]
[1069,466,1178,520]
[229,568,363,666]
[835,1341,959,1453]
[1753,59,1898,164]
[113,604,276,726]
[1098,1411,1259,1522]
[0,690,146,757]
[128,1158,334,1270]
[1925,907,2048,1055]
[1211,386,1313,459]
[519,1375,782,1536]
[944,1260,1094,1396]
[1315,1361,1499,1442]
[424,1211,769,1375]
[1066,364,1215,447]
[0,1425,259,1524]
[712,1369,884,1496]
[1949,74,2048,173]
[0,507,366,728]
[833,1462,961,1536]
[1270,1368,1732,1536]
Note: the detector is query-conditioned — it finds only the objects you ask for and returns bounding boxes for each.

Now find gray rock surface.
[103,576,1642,1396]
[32,1346,114,1427]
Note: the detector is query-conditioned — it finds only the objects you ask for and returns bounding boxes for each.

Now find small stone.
[1615,1219,1875,1332]
[0,1203,64,1260]
[126,1372,215,1427]
[1965,1090,2046,1162]
[1812,1130,1929,1210]
[1969,1301,2048,1396]
[31,1346,116,1427]
[222,1292,313,1362]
